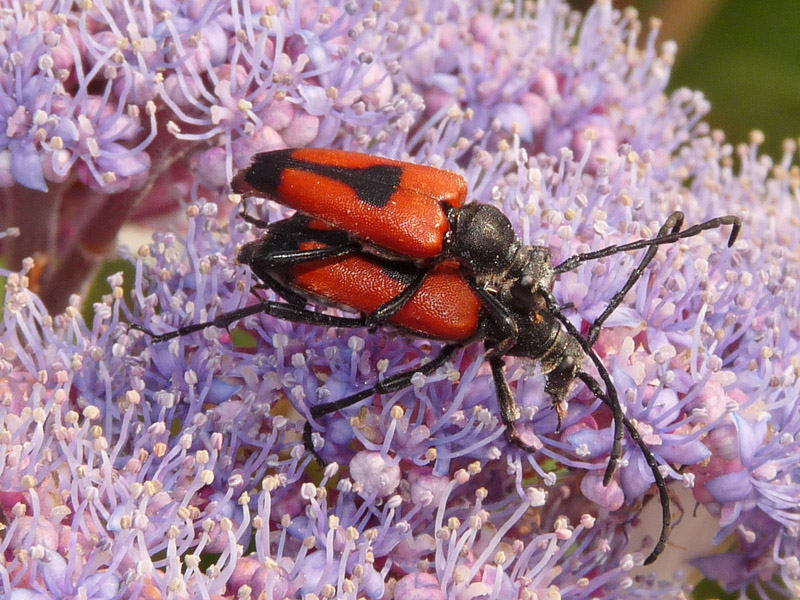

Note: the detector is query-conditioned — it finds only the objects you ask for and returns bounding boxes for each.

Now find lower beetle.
[137,151,741,564]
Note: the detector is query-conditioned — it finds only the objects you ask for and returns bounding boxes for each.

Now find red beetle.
[140,149,742,564]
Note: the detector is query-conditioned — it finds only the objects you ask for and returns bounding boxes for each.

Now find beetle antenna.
[585,211,682,345]
[554,212,740,346]
[576,371,671,565]
[552,212,740,275]
[540,285,671,565]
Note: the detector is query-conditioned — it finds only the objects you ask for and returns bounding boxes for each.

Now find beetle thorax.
[447,203,521,277]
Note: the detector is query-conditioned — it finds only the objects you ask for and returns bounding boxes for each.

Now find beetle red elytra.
[137,148,741,564]
[242,215,484,341]
[231,148,468,260]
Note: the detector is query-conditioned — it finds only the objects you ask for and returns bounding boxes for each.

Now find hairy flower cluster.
[0,0,420,310]
[1,0,799,599]
[402,0,705,175]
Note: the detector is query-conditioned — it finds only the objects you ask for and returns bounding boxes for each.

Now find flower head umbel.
[1,1,800,599]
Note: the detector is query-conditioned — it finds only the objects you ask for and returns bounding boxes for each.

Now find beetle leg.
[488,354,543,454]
[260,249,433,329]
[466,279,519,357]
[303,344,459,465]
[362,268,430,327]
[251,276,308,306]
[543,287,671,563]
[242,215,432,326]
[255,243,362,266]
[258,246,434,328]
[552,400,567,434]
[245,242,366,306]
[238,210,272,229]
[132,300,374,343]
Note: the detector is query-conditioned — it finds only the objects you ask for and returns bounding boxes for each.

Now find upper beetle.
[232,148,740,351]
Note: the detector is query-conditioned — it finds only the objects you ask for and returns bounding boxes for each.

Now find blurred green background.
[576,0,800,158]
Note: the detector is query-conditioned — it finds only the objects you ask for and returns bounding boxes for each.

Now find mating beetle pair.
[138,148,741,564]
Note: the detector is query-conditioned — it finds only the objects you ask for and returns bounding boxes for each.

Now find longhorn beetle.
[137,149,741,564]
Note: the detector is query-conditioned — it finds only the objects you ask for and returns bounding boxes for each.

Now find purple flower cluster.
[1,0,799,599]
[0,0,418,311]
[404,1,702,175]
